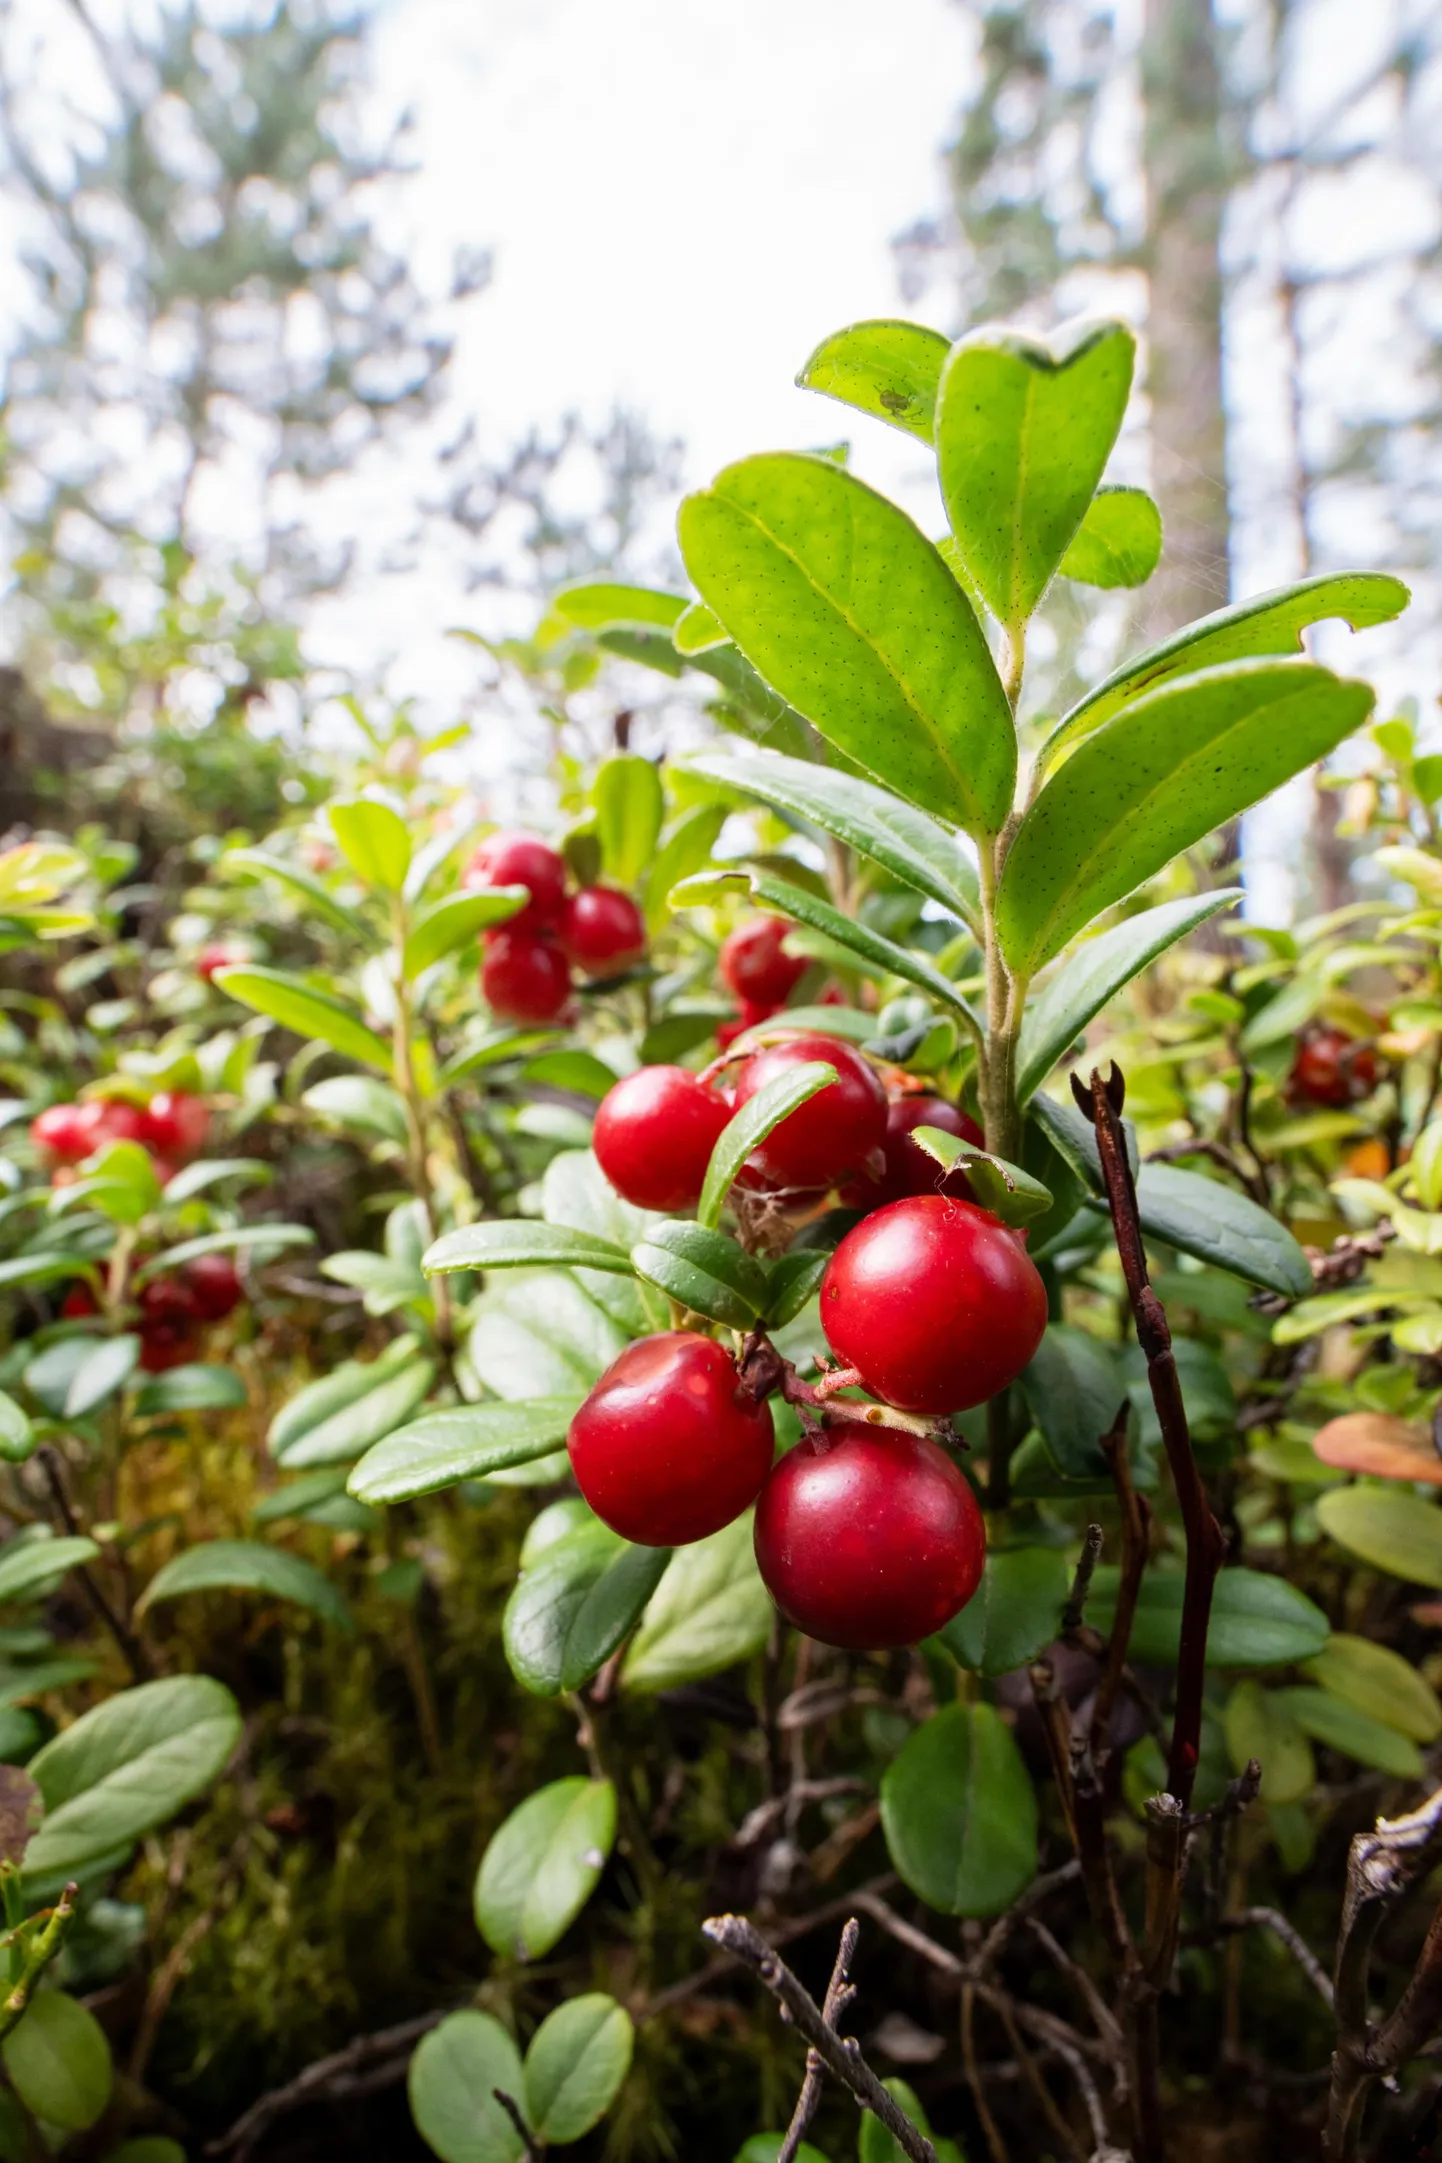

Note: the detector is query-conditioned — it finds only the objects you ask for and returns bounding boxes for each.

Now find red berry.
[479,931,573,1023]
[139,1320,200,1372]
[567,1331,775,1546]
[754,1418,985,1649]
[61,1283,99,1320]
[141,1092,210,1162]
[594,1066,731,1212]
[821,1194,1048,1415]
[716,1000,779,1051]
[719,916,807,1008]
[732,1033,887,1191]
[183,1252,243,1320]
[559,886,646,976]
[464,829,567,934]
[1290,1027,1379,1108]
[842,1096,984,1209]
[72,1100,150,1155]
[31,1105,94,1163]
[197,942,243,982]
[139,1276,201,1327]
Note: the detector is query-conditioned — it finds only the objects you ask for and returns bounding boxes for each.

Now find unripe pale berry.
[821,1194,1047,1415]
[719,917,806,1008]
[559,886,646,976]
[480,930,572,1023]
[754,1418,985,1649]
[593,1066,731,1212]
[567,1331,775,1546]
[464,829,567,934]
[732,1033,887,1191]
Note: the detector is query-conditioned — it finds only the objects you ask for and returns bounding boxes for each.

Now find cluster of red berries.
[1289,1024,1379,1109]
[466,829,646,1025]
[574,1018,1051,1650]
[64,1253,244,1371]
[31,1091,210,1189]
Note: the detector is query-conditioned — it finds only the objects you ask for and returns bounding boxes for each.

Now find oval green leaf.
[880,1702,1038,1916]
[1315,1486,1442,1589]
[348,1398,580,1505]
[592,754,664,887]
[424,1221,633,1276]
[1303,1633,1442,1744]
[620,1514,772,1693]
[1224,1681,1315,1804]
[475,1777,617,1960]
[552,581,687,631]
[139,1540,352,1630]
[329,798,411,894]
[1086,1566,1329,1667]
[796,317,952,442]
[523,1994,634,2143]
[631,1222,767,1328]
[938,1545,1068,1677]
[504,1525,670,1697]
[408,2010,526,2163]
[697,1060,836,1230]
[214,967,391,1071]
[2,1992,112,2132]
[1274,1685,1423,1779]
[0,1535,100,1606]
[403,889,528,977]
[1060,485,1163,588]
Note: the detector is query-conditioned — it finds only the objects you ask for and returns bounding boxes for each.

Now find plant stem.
[389,900,453,1359]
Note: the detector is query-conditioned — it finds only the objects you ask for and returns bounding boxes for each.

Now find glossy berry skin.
[559,886,646,976]
[716,999,779,1051]
[183,1253,243,1321]
[594,1066,731,1212]
[719,916,806,1008]
[138,1319,200,1373]
[754,1419,985,1649]
[32,1105,96,1163]
[842,1096,983,1209]
[1290,1027,1379,1108]
[567,1331,775,1547]
[733,1033,887,1191]
[821,1194,1048,1415]
[141,1092,210,1161]
[464,829,567,934]
[480,931,572,1023]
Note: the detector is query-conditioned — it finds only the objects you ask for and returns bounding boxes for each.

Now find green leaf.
[349,1399,580,1505]
[214,967,391,1071]
[859,2081,948,2163]
[643,805,728,933]
[938,1545,1068,1676]
[1224,1681,1315,1804]
[408,2010,527,2163]
[553,580,687,630]
[139,1540,351,1630]
[0,1393,31,1465]
[1085,1566,1330,1667]
[796,317,951,441]
[135,1224,314,1275]
[689,747,980,926]
[1040,571,1410,776]
[1018,1324,1126,1480]
[910,1131,1053,1225]
[424,1221,633,1277]
[475,1777,617,1959]
[329,798,411,894]
[403,889,527,977]
[631,1222,767,1327]
[673,601,728,654]
[678,453,1014,836]
[0,1536,100,1606]
[504,1525,670,1696]
[1060,485,1163,588]
[998,661,1375,977]
[1015,891,1244,1101]
[936,318,1135,630]
[131,1364,247,1415]
[1274,1686,1423,1779]
[437,1026,560,1088]
[764,1251,829,1328]
[620,1514,772,1692]
[524,1050,620,1100]
[524,1995,633,2143]
[470,1273,628,1411]
[1303,1633,1442,1744]
[697,1060,836,1230]
[1315,1486,1442,1588]
[735,2141,831,2163]
[60,1335,140,1419]
[24,1675,241,1879]
[268,1344,434,1469]
[592,755,665,887]
[224,848,358,935]
[880,1702,1038,1915]
[2,1993,112,2132]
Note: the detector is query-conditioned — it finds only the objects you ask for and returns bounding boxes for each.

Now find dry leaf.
[1310,1412,1442,1486]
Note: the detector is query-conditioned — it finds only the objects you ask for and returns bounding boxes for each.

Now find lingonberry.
[716,999,779,1050]
[480,930,573,1023]
[136,1274,202,1370]
[141,1092,210,1161]
[183,1252,244,1320]
[559,886,646,976]
[841,1095,983,1209]
[197,942,244,982]
[567,1331,775,1546]
[732,1033,886,1191]
[754,1418,985,1649]
[594,1066,731,1211]
[719,916,806,1008]
[821,1194,1048,1414]
[61,1283,99,1320]
[31,1104,95,1163]
[1290,1026,1379,1108]
[464,829,567,933]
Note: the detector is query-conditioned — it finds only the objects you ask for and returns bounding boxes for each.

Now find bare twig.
[962,1981,1011,2163]
[205,2012,448,2157]
[1092,1410,1151,1753]
[1062,1524,1105,1635]
[701,1913,936,2162]
[778,1920,858,2163]
[1210,1906,1334,2010]
[492,2089,539,2159]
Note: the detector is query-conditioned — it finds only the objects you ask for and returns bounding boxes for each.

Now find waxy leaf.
[631,1222,767,1328]
[1275,1685,1423,1779]
[24,1674,241,1878]
[214,967,391,1071]
[689,746,980,926]
[132,1363,248,1415]
[935,318,1135,630]
[402,888,527,976]
[1086,1566,1329,1666]
[997,660,1375,977]
[1303,1633,1442,1744]
[621,1514,771,1692]
[697,1060,836,1229]
[910,1131,1053,1224]
[525,1996,634,2143]
[881,1703,1038,1916]
[272,1349,434,1469]
[764,1250,829,1327]
[553,580,687,630]
[470,1272,628,1412]
[678,453,1014,836]
[1019,1324,1126,1480]
[424,1220,633,1276]
[1060,485,1163,588]
[140,1540,352,1630]
[505,1525,670,1696]
[939,1546,1068,1677]
[349,1398,580,1504]
[408,2011,527,2163]
[328,798,411,893]
[2,1992,112,2132]
[796,317,951,441]
[1316,1486,1442,1588]
[475,1777,617,1959]
[593,754,665,886]
[225,848,358,935]
[1224,1682,1315,1804]
[1040,570,1410,777]
[673,601,727,653]
[0,1534,100,1606]
[1015,890,1243,1101]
